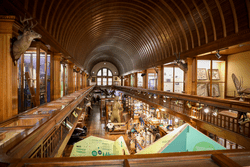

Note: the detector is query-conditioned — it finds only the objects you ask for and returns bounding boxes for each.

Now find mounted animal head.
[174,52,188,72]
[11,14,42,65]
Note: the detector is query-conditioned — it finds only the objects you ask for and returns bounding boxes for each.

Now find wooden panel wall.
[0,16,18,122]
[53,53,61,100]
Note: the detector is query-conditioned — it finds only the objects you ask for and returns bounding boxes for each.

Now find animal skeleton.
[11,14,42,65]
[232,73,250,99]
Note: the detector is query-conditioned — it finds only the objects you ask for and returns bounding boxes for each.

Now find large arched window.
[96,68,113,86]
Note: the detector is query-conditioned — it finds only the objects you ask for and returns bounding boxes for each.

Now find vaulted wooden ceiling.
[1,0,250,75]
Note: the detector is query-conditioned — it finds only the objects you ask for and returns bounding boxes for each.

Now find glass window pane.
[174,82,183,93]
[148,73,156,90]
[108,70,112,76]
[175,67,184,82]
[103,68,107,76]
[60,64,64,97]
[108,78,112,85]
[97,78,101,85]
[164,83,173,92]
[97,70,101,76]
[137,73,143,87]
[164,67,173,82]
[103,78,107,85]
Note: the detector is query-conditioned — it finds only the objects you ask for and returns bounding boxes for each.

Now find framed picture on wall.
[197,68,208,80]
[197,83,208,96]
[91,77,96,82]
[208,83,220,97]
[208,69,220,80]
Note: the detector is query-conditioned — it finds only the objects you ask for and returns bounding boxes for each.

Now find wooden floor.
[63,102,130,157]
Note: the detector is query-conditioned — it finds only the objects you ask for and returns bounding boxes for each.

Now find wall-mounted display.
[197,84,208,96]
[197,68,207,80]
[208,83,220,97]
[208,69,220,80]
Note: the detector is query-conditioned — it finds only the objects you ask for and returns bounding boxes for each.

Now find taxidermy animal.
[111,96,123,123]
[174,52,188,72]
[11,15,42,65]
[232,73,250,98]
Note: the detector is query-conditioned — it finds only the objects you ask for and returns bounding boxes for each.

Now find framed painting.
[91,77,96,82]
[208,83,220,97]
[197,68,208,80]
[208,69,220,80]
[197,83,208,96]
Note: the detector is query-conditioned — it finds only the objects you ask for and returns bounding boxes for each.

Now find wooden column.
[36,44,40,106]
[145,69,149,89]
[121,76,124,86]
[185,57,193,94]
[85,73,88,87]
[53,53,61,100]
[134,73,138,87]
[67,62,74,94]
[44,52,47,103]
[50,52,54,101]
[81,72,85,89]
[0,16,18,122]
[76,70,80,90]
[63,64,66,96]
[20,54,24,112]
[128,74,131,87]
[157,65,164,91]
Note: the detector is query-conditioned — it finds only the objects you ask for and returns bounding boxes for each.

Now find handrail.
[115,86,250,113]
[0,86,94,163]
[114,86,250,149]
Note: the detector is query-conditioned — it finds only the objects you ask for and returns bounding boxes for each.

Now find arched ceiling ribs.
[58,1,172,56]
[44,0,56,30]
[171,0,194,49]
[86,55,126,74]
[65,11,170,60]
[203,0,217,41]
[67,17,161,65]
[229,0,238,33]
[46,0,63,33]
[53,0,81,39]
[181,0,201,47]
[71,23,153,65]
[215,0,227,37]
[78,40,137,70]
[72,32,146,67]
[32,0,38,18]
[246,0,250,28]
[39,0,47,24]
[60,4,169,60]
[159,0,188,51]
[192,0,208,44]
[67,14,158,57]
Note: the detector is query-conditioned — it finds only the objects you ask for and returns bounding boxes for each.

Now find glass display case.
[197,60,226,98]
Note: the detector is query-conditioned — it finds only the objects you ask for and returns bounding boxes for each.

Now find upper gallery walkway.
[114,85,250,149]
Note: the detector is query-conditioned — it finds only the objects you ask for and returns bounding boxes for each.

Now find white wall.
[227,51,250,96]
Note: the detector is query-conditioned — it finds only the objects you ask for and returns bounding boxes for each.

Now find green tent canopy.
[70,136,130,157]
[137,123,226,155]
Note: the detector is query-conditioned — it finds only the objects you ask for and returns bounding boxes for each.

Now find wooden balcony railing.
[114,86,250,148]
[0,86,94,163]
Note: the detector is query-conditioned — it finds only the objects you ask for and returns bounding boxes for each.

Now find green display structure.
[70,136,130,157]
[137,123,226,155]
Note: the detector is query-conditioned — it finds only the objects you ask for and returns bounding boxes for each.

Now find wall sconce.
[175,100,179,105]
[175,118,179,123]
[154,95,157,99]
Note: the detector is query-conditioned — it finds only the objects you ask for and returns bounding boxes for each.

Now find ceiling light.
[215,50,222,59]
[175,118,179,123]
[204,107,209,113]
